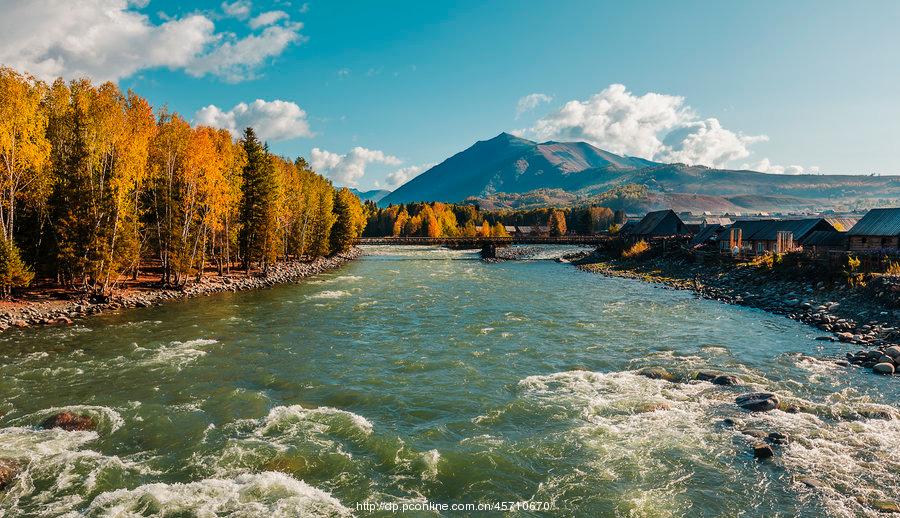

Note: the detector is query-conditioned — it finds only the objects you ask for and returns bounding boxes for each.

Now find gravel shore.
[0,248,361,333]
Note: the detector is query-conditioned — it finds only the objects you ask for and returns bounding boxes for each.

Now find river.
[0,246,898,517]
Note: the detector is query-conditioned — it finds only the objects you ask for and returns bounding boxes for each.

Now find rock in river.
[0,459,19,490]
[41,411,97,431]
[873,362,895,375]
[712,375,740,386]
[735,392,780,412]
[637,367,676,382]
[752,443,774,459]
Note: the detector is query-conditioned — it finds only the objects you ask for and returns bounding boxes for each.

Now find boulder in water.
[695,371,717,382]
[870,500,900,513]
[752,443,774,459]
[712,375,740,386]
[884,345,900,359]
[765,431,788,445]
[0,459,19,490]
[41,411,97,431]
[637,367,675,382]
[735,392,779,412]
[873,362,895,375]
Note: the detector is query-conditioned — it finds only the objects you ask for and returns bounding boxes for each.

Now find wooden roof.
[847,208,900,237]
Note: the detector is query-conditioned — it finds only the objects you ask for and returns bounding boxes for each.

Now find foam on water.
[0,424,157,517]
[513,368,900,516]
[307,290,351,300]
[84,471,351,517]
[139,338,219,370]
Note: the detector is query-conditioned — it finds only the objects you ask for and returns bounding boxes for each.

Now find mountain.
[379,132,658,206]
[349,188,391,203]
[379,133,900,211]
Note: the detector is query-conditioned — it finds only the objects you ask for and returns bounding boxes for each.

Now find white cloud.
[337,68,350,78]
[194,99,312,141]
[248,10,289,29]
[0,0,304,83]
[310,147,401,187]
[524,83,769,169]
[222,0,252,19]
[385,163,434,188]
[299,2,310,13]
[741,158,820,175]
[186,23,304,81]
[515,93,553,118]
[657,118,768,168]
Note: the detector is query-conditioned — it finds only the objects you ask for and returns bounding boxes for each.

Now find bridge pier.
[480,243,497,259]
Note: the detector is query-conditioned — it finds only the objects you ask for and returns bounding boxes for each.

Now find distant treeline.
[363,202,617,237]
[0,67,365,294]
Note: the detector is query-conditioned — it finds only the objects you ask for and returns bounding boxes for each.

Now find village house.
[627,209,688,240]
[799,230,848,255]
[511,225,551,236]
[846,208,900,252]
[717,218,841,256]
[691,224,724,247]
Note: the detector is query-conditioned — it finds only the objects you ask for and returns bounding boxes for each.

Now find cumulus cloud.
[657,118,768,167]
[385,163,434,188]
[741,158,820,175]
[524,83,769,169]
[248,10,289,29]
[310,147,401,187]
[222,0,252,19]
[515,93,553,118]
[194,99,312,141]
[0,0,304,83]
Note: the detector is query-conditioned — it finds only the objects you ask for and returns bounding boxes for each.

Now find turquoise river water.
[0,246,898,517]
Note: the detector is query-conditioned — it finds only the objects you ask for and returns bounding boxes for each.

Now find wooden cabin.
[718,218,839,256]
[846,208,900,251]
[799,230,848,255]
[630,210,688,239]
[691,224,723,248]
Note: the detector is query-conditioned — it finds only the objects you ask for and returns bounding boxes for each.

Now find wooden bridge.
[355,236,608,246]
[354,236,607,257]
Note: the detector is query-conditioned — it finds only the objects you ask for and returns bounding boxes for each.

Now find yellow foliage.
[622,240,650,258]
[886,261,900,276]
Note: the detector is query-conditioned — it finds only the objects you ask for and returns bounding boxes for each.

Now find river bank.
[0,248,361,333]
[574,250,900,376]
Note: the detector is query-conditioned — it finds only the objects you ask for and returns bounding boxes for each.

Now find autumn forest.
[0,67,366,294]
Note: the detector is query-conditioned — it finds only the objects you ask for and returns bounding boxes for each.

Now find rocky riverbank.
[0,249,361,333]
[576,252,900,377]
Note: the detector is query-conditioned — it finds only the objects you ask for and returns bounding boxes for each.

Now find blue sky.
[2,0,899,189]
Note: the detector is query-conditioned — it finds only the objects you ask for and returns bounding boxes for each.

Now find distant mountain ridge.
[379,133,900,211]
[349,188,391,203]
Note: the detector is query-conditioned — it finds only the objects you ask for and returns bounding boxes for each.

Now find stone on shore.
[735,392,780,412]
[0,459,19,490]
[884,345,900,359]
[40,411,97,432]
[873,362,895,375]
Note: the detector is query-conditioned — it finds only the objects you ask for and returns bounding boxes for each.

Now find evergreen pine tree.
[238,128,278,272]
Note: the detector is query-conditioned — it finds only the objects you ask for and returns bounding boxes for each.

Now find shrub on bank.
[623,240,650,259]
